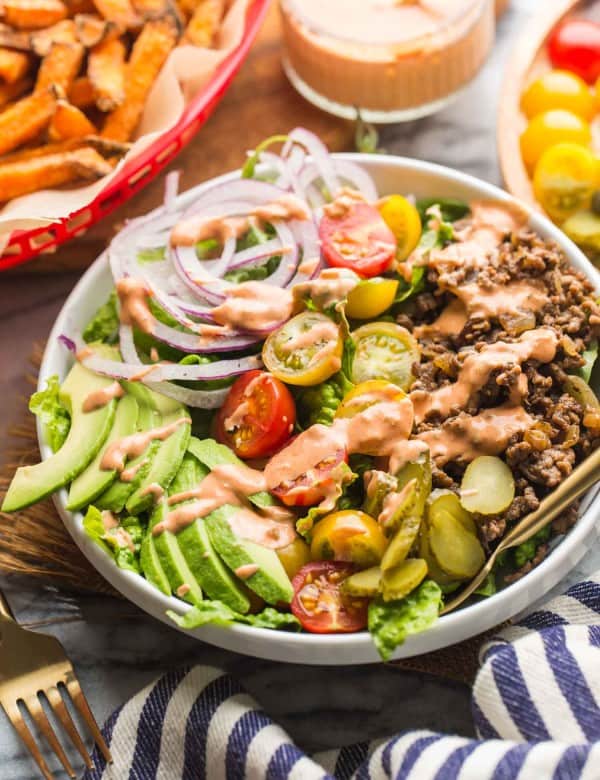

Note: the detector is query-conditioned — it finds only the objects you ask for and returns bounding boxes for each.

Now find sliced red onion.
[164,171,180,214]
[180,179,287,217]
[284,128,340,200]
[145,382,230,409]
[65,335,262,380]
[331,160,378,202]
[228,238,293,271]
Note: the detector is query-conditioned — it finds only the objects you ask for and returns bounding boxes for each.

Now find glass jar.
[280,0,495,123]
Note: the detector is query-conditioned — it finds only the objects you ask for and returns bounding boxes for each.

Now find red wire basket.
[0,0,270,272]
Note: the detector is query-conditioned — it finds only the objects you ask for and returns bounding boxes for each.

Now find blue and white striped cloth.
[84,573,600,779]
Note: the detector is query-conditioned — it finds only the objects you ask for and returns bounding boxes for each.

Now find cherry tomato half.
[319,201,397,277]
[350,322,420,391]
[548,19,600,85]
[262,311,343,387]
[291,562,368,633]
[533,142,597,222]
[520,109,592,171]
[270,445,347,507]
[335,379,406,419]
[310,510,387,568]
[521,69,595,120]
[215,370,296,459]
[378,195,422,261]
[345,277,399,319]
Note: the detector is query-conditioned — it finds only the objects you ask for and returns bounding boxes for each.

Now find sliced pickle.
[381,558,428,602]
[362,470,398,519]
[429,510,485,579]
[378,479,419,536]
[459,456,515,515]
[427,489,476,534]
[564,374,600,410]
[395,451,432,518]
[380,513,422,571]
[418,524,458,586]
[340,566,382,598]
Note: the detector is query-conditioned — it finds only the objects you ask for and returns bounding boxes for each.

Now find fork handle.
[0,587,14,621]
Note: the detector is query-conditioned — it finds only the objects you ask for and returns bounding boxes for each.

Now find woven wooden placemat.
[0,345,506,683]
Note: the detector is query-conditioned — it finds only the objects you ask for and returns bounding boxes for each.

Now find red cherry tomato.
[215,370,296,459]
[291,562,368,633]
[548,19,600,84]
[319,202,397,278]
[270,446,347,507]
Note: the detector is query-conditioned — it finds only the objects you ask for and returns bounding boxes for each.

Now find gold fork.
[0,589,112,779]
[442,445,600,615]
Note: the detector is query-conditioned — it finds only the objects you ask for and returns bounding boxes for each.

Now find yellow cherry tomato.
[521,69,596,120]
[262,311,343,387]
[378,195,422,261]
[345,277,399,319]
[335,379,405,419]
[533,142,598,222]
[350,322,420,390]
[310,510,387,568]
[520,109,592,171]
[276,538,312,580]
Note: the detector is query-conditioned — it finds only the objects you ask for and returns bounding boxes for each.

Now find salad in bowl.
[4,128,600,662]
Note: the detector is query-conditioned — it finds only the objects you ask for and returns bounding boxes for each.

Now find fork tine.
[2,701,55,780]
[45,686,93,770]
[24,695,76,779]
[65,677,112,763]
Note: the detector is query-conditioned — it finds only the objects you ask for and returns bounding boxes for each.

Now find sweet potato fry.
[0,86,56,155]
[68,74,95,107]
[0,74,31,107]
[0,48,30,83]
[102,15,177,141]
[36,40,84,93]
[65,0,96,14]
[133,0,181,21]
[92,0,139,29]
[0,133,128,163]
[0,0,68,29]
[0,145,112,200]
[182,0,223,46]
[48,98,96,139]
[88,36,125,110]
[30,19,77,57]
[0,23,29,51]
[75,13,119,47]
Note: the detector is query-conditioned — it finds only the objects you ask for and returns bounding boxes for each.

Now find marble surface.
[2,1,600,777]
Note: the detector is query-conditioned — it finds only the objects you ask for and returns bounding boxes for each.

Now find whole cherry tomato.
[548,19,600,84]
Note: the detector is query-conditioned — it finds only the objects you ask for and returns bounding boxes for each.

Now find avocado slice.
[66,394,139,511]
[173,451,251,613]
[140,530,171,596]
[123,382,191,516]
[186,437,273,509]
[95,402,160,512]
[205,505,294,606]
[2,362,117,512]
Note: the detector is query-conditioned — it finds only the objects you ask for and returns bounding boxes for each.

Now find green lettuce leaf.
[167,600,301,631]
[368,579,442,661]
[415,197,470,224]
[513,524,551,569]
[394,266,426,304]
[241,134,289,179]
[83,506,143,574]
[82,292,119,344]
[576,340,598,384]
[296,371,354,428]
[29,375,70,452]
[474,572,497,598]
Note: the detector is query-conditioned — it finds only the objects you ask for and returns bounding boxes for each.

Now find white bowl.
[40,154,600,665]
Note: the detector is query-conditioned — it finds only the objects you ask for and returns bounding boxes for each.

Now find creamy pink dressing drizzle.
[120,458,148,482]
[100,417,190,472]
[116,277,155,335]
[141,482,165,501]
[292,267,360,310]
[452,279,548,321]
[234,563,260,579]
[170,195,310,247]
[322,187,365,218]
[280,319,339,354]
[414,298,468,340]
[176,584,191,597]
[155,463,296,547]
[212,282,295,333]
[82,381,124,412]
[410,328,557,425]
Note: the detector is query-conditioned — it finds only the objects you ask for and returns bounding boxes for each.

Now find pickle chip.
[564,374,600,410]
[429,510,485,579]
[381,558,428,602]
[340,566,381,598]
[427,489,476,534]
[459,456,515,516]
[380,513,421,571]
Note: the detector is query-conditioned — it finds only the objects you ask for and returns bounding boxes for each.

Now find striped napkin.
[84,573,600,779]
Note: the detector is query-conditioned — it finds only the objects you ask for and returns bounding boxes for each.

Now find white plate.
[40,154,600,665]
